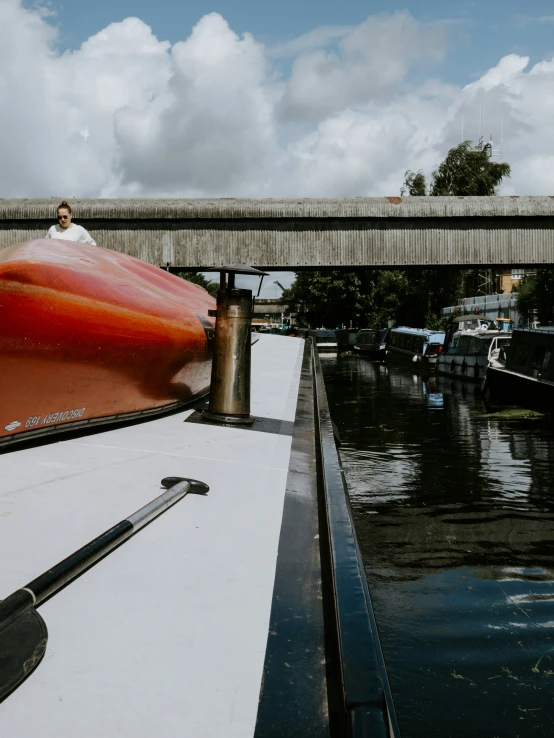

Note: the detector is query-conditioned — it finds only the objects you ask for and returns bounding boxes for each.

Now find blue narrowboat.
[387,327,445,365]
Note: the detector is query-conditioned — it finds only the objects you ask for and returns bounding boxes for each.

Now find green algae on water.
[478,407,546,420]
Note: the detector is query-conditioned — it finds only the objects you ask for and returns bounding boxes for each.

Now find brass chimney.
[202,264,268,426]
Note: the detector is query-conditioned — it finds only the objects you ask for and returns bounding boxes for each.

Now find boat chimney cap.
[205,264,269,277]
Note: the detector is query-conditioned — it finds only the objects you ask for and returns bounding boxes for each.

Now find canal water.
[321,355,554,738]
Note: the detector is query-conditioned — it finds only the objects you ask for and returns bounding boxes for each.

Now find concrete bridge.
[252,298,291,316]
[1,197,554,268]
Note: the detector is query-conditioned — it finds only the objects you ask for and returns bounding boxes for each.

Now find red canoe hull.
[0,240,215,446]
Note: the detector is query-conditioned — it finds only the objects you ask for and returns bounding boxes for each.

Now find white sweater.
[46,224,96,245]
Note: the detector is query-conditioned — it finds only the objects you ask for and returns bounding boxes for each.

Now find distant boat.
[485,327,554,412]
[386,327,445,366]
[354,328,388,359]
[308,329,338,353]
[437,315,512,382]
[335,328,359,353]
[0,239,215,447]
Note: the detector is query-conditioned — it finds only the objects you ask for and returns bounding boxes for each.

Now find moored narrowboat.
[354,328,388,359]
[386,327,445,365]
[335,328,359,353]
[308,329,338,353]
[485,327,554,412]
[437,315,512,382]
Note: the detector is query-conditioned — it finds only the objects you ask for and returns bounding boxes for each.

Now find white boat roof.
[0,334,304,738]
[392,327,445,338]
[453,329,512,336]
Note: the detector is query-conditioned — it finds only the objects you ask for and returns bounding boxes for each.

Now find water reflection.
[321,355,554,737]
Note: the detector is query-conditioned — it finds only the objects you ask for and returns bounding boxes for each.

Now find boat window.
[511,342,530,366]
[459,335,473,353]
[427,342,442,355]
[468,337,484,354]
[531,345,551,371]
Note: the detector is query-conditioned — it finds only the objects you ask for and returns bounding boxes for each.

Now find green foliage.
[401,170,427,196]
[401,141,511,199]
[174,271,219,298]
[284,271,372,327]
[365,269,464,328]
[429,141,510,196]
[516,270,554,324]
[285,268,465,329]
[362,270,410,328]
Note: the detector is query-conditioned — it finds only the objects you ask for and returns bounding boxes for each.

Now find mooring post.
[202,264,268,426]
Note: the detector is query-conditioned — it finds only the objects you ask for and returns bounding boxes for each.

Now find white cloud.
[2,0,554,207]
[279,11,449,123]
[268,25,353,59]
[113,13,279,196]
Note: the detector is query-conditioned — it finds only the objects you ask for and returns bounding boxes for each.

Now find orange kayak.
[0,239,215,447]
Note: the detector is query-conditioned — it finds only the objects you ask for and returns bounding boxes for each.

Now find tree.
[285,268,462,330]
[402,141,511,197]
[516,271,554,325]
[400,170,426,197]
[174,271,219,298]
[430,141,511,196]
[284,271,372,328]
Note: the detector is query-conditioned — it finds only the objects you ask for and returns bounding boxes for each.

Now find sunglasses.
[58,215,69,220]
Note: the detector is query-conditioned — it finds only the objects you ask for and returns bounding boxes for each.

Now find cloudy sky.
[6,0,554,294]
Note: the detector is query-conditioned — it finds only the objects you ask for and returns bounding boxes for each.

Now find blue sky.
[34,0,554,85]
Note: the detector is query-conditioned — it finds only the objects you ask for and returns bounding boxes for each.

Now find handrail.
[312,343,401,738]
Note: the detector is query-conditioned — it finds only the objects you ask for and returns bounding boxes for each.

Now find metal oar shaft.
[27,480,192,606]
[0,477,208,704]
[0,480,193,630]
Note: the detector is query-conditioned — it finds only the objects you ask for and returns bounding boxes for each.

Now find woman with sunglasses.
[45,201,96,244]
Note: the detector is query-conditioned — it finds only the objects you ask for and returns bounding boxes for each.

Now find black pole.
[0,477,208,703]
